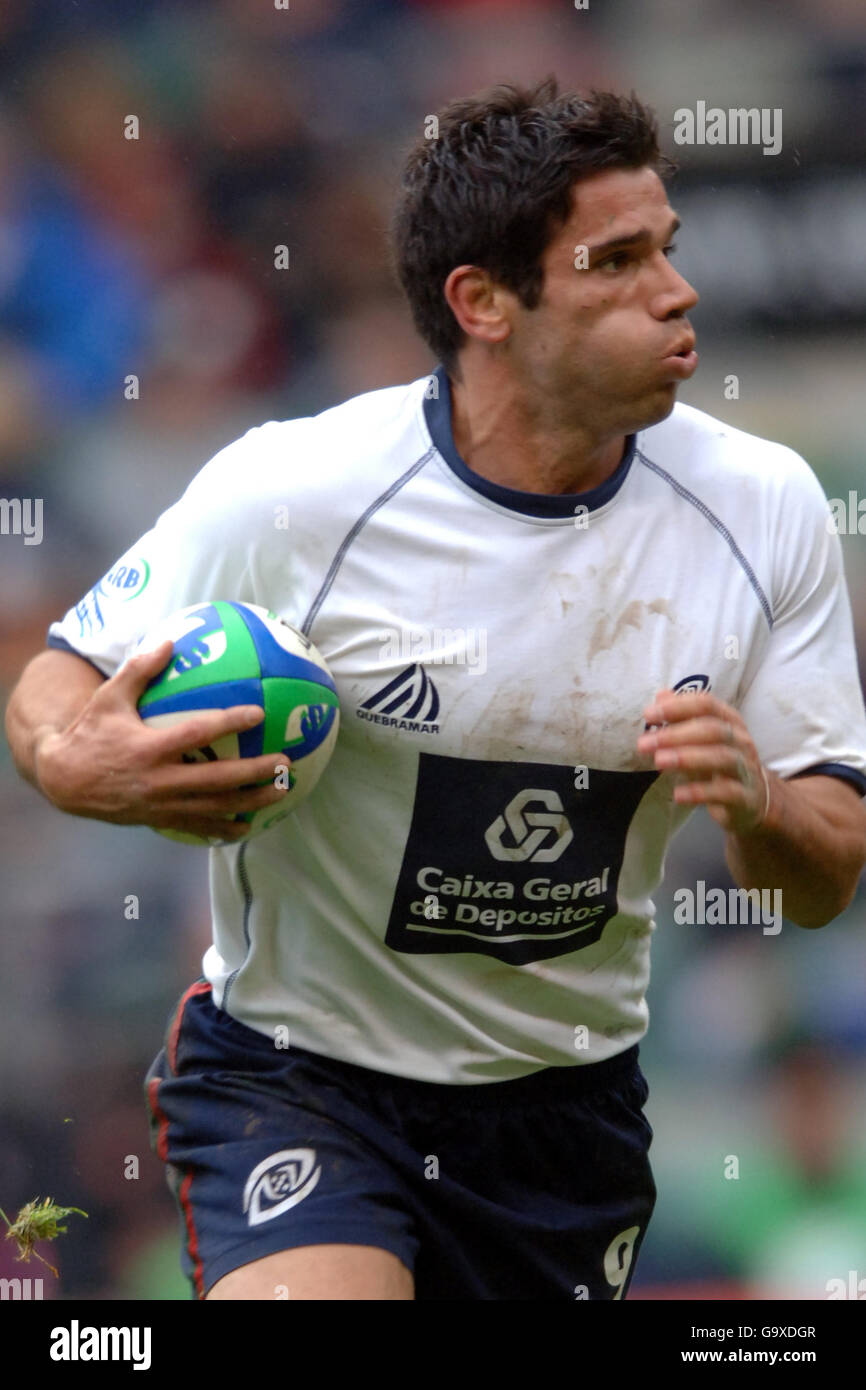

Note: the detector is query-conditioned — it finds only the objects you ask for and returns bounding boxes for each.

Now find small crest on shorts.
[242,1148,322,1226]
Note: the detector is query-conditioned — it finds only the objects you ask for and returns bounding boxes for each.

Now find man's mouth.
[665,334,697,359]
[660,338,699,378]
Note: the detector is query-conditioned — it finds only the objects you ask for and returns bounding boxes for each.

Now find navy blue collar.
[423,364,635,519]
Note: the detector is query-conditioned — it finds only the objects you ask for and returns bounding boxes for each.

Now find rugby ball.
[134,600,339,844]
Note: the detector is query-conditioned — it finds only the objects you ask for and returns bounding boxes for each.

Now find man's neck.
[448,365,627,497]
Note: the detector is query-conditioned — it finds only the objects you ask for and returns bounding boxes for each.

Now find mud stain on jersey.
[550,569,592,618]
[460,681,537,761]
[587,598,673,663]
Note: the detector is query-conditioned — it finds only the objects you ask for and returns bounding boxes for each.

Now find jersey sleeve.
[737,448,866,795]
[47,423,293,678]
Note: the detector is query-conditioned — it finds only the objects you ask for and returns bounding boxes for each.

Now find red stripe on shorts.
[179,1170,205,1299]
[146,1075,171,1161]
[146,1059,205,1298]
[168,979,212,1075]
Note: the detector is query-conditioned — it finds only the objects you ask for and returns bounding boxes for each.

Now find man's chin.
[626,385,680,434]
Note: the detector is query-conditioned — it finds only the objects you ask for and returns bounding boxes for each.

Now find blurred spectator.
[672,1043,866,1300]
[0,107,147,446]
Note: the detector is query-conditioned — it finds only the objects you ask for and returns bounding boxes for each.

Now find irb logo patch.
[103,557,150,601]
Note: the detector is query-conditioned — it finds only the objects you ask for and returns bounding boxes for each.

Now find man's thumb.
[106,639,175,703]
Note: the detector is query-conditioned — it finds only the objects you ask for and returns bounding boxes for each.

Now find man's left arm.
[638,691,866,929]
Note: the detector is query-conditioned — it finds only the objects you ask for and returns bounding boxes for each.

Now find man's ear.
[443,265,513,349]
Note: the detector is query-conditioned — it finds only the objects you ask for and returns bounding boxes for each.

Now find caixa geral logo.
[102,557,150,601]
[485,788,574,863]
[242,1149,322,1227]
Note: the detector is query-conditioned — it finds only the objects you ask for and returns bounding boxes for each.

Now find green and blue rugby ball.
[135,600,339,844]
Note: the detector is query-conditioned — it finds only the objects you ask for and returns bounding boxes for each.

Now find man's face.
[506,165,699,437]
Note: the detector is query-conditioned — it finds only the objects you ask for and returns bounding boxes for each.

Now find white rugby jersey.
[48,367,866,1082]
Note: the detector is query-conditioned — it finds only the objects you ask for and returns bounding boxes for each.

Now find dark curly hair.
[391,78,673,371]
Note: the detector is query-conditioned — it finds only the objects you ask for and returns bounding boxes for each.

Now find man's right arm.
[5,642,290,841]
[7,648,109,790]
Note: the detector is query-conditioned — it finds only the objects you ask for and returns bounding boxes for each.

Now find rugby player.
[7,80,866,1300]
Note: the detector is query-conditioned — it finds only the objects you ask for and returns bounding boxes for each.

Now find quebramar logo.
[243,1149,322,1226]
[485,788,574,863]
[357,663,441,733]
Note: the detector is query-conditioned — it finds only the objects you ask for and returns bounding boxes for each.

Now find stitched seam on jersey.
[221,839,254,1012]
[300,448,436,634]
[637,449,773,629]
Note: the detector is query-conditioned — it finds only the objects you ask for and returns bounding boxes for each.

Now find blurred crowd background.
[1,0,866,1300]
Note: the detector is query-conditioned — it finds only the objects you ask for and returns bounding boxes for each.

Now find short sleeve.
[47,423,293,678]
[737,451,866,795]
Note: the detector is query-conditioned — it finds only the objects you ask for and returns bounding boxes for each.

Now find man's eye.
[599,252,630,271]
[663,242,678,257]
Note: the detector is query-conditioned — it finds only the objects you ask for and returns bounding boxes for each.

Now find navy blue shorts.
[145,981,656,1300]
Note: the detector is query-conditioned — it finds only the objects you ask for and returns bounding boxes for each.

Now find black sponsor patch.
[385,754,657,964]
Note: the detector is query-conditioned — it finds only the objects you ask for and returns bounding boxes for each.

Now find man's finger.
[652,745,749,778]
[148,751,289,796]
[643,690,744,728]
[638,716,745,753]
[147,813,251,841]
[672,775,751,806]
[151,783,290,817]
[151,706,267,757]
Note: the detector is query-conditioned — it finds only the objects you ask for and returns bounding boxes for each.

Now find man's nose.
[651,258,699,318]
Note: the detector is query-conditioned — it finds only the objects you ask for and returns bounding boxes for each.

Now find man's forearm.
[726,772,866,928]
[5,650,106,791]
